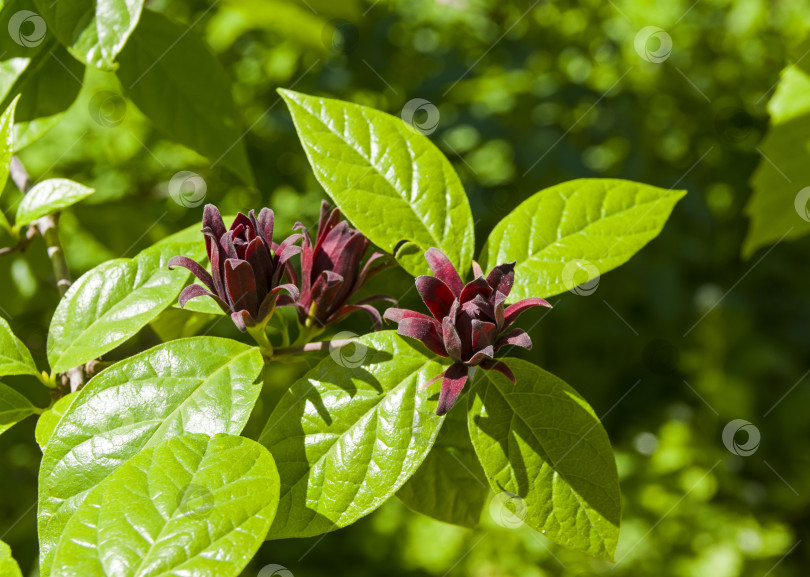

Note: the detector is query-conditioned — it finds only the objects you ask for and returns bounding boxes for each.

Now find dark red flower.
[384,248,551,415]
[292,201,392,331]
[168,204,301,331]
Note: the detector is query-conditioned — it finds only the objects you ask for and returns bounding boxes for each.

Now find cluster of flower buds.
[169,202,387,333]
[384,249,551,415]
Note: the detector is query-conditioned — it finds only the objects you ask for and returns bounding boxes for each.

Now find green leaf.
[38,336,264,577]
[15,178,95,226]
[51,433,279,577]
[0,316,39,378]
[261,330,447,538]
[0,381,37,435]
[481,178,685,300]
[35,391,76,449]
[12,44,84,151]
[116,10,253,184]
[397,399,488,528]
[32,0,144,70]
[467,359,621,560]
[744,64,810,256]
[0,539,23,577]
[0,96,18,199]
[47,240,204,373]
[279,89,475,277]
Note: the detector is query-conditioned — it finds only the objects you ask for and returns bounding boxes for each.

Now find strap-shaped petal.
[495,328,532,351]
[459,276,492,304]
[436,362,469,416]
[503,297,552,328]
[168,256,216,293]
[397,316,447,357]
[177,283,228,312]
[224,259,258,317]
[442,317,463,362]
[479,358,516,382]
[416,275,456,320]
[425,248,464,297]
[485,261,516,298]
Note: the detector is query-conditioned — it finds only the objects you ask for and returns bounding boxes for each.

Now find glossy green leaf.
[744,64,810,256]
[0,316,39,378]
[38,336,264,577]
[32,0,144,70]
[35,391,76,449]
[0,381,37,435]
[149,306,218,341]
[481,178,685,300]
[0,539,23,577]
[116,10,253,183]
[261,330,447,538]
[47,241,204,373]
[397,398,488,528]
[467,359,621,560]
[0,96,18,198]
[51,433,280,577]
[279,89,475,277]
[12,44,84,151]
[15,178,95,226]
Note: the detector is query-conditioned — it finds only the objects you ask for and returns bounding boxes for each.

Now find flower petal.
[467,345,495,365]
[436,363,469,416]
[330,303,384,330]
[168,256,216,293]
[471,260,484,279]
[479,358,516,382]
[471,319,497,353]
[383,308,435,324]
[177,283,228,312]
[425,248,464,297]
[230,310,251,332]
[442,317,463,362]
[397,317,447,357]
[416,275,456,320]
[224,259,258,317]
[486,261,516,298]
[503,297,552,328]
[203,204,226,252]
[459,276,493,304]
[495,328,532,351]
[244,237,272,299]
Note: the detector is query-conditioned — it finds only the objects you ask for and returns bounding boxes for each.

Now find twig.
[9,157,72,297]
[11,156,83,393]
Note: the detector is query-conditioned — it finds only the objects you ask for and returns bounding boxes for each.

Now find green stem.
[246,323,274,357]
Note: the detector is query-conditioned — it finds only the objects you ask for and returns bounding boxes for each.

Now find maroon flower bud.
[168,204,301,331]
[293,201,392,331]
[384,248,551,416]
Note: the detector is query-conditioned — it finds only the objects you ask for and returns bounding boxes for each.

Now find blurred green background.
[2,0,809,575]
